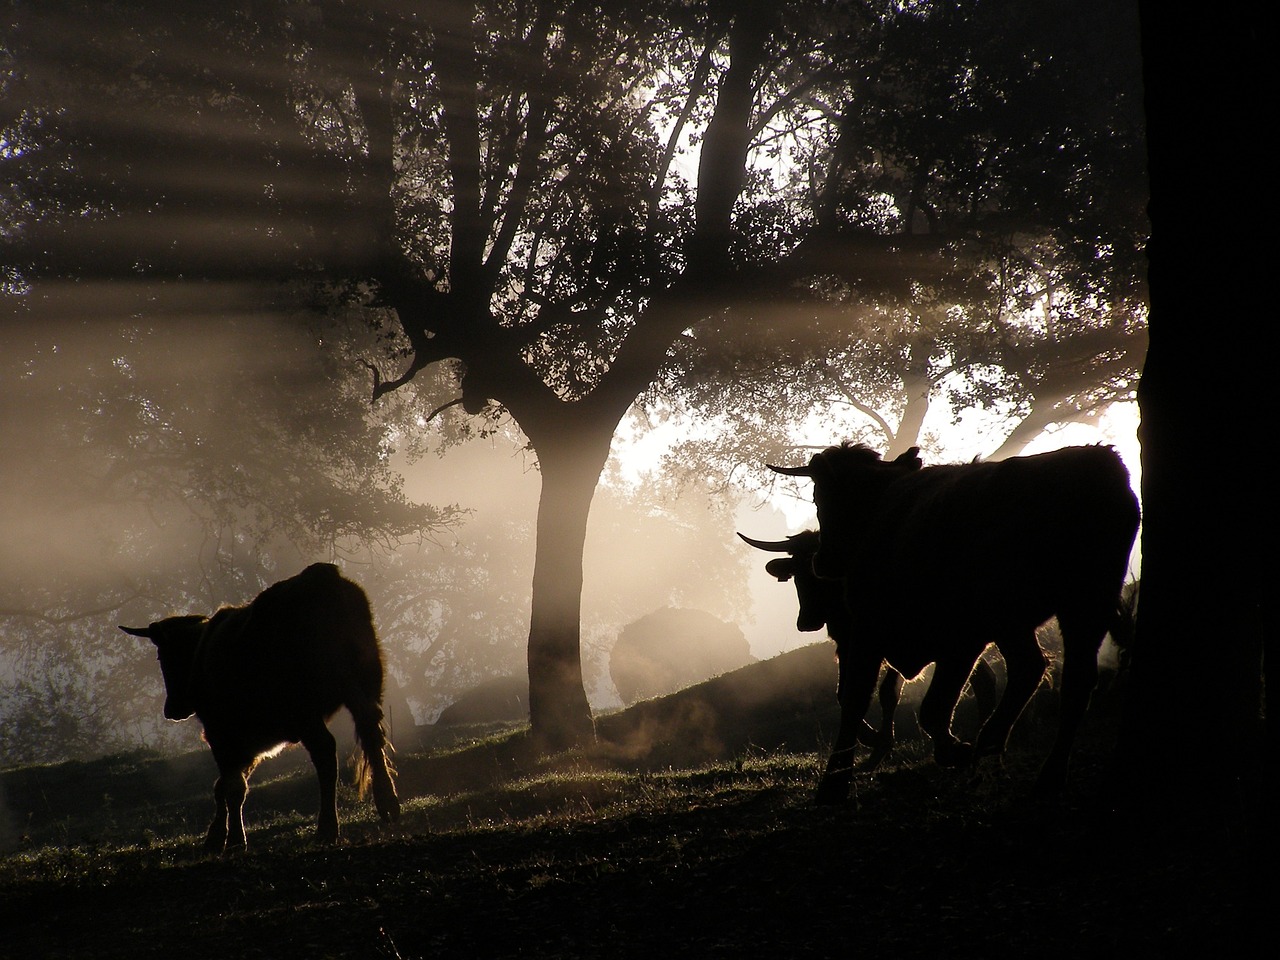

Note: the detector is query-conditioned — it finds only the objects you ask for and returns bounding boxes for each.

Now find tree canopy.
[2,0,1149,748]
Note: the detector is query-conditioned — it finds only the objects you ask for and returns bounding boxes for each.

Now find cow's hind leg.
[301,724,341,843]
[974,633,1047,762]
[1034,613,1103,794]
[919,656,981,767]
[816,647,881,805]
[350,702,400,824]
[858,667,902,771]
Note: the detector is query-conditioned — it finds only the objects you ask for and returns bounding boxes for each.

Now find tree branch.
[0,590,144,626]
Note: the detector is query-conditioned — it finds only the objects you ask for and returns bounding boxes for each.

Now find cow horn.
[118,625,152,638]
[737,532,793,553]
[766,463,812,477]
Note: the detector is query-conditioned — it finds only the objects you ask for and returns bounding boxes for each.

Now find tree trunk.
[523,422,616,751]
[887,370,931,458]
[1117,3,1269,822]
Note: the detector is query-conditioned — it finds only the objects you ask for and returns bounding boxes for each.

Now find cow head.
[119,615,208,720]
[768,444,923,579]
[738,531,832,633]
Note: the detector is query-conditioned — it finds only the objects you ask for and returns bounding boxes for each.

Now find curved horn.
[737,532,794,553]
[118,625,152,639]
[766,463,812,477]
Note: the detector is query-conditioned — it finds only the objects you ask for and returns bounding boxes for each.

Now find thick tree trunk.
[1117,4,1269,820]
[523,424,615,751]
[887,371,931,458]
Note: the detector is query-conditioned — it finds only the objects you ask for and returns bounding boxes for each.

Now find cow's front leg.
[859,667,902,771]
[203,774,230,854]
[222,765,251,853]
[919,657,978,768]
[302,724,340,843]
[816,648,881,805]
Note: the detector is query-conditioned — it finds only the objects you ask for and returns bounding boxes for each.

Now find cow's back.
[193,564,384,740]
[851,446,1138,662]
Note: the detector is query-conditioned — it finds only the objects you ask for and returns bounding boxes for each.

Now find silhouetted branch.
[363,358,427,403]
[425,397,465,423]
[0,589,143,626]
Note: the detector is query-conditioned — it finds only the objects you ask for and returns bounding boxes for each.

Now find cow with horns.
[739,530,998,775]
[767,443,1139,803]
[121,563,400,852]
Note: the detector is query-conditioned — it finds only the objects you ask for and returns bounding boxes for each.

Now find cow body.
[122,563,399,852]
[772,444,1139,803]
[740,530,998,778]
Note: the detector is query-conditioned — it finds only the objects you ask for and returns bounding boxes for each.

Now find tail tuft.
[350,717,400,823]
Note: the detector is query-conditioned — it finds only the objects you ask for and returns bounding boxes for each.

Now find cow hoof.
[934,740,974,768]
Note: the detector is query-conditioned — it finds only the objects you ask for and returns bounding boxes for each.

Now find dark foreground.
[0,647,1263,959]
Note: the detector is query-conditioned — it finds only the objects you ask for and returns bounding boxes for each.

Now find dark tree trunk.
[522,419,616,751]
[1119,3,1270,823]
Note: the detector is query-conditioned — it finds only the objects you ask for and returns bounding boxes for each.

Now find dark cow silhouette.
[740,530,997,773]
[121,563,399,852]
[769,443,1139,803]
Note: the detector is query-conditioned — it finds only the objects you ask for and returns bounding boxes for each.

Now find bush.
[610,608,754,704]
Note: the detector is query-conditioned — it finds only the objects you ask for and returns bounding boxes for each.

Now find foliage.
[0,318,454,764]
[649,0,1148,475]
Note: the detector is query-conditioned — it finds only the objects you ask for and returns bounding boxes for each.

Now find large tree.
[3,0,1149,750]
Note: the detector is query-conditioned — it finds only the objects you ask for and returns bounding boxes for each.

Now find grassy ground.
[0,644,1260,959]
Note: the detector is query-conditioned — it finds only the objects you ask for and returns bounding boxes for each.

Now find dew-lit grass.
[0,678,1258,959]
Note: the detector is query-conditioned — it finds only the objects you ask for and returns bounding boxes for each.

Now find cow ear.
[894,447,923,471]
[118,625,153,640]
[765,558,796,582]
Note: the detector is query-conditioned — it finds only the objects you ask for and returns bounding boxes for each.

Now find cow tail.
[1107,579,1141,652]
[351,722,395,797]
[351,708,400,823]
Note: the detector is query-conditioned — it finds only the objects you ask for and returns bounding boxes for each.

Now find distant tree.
[610,607,754,704]
[434,676,529,728]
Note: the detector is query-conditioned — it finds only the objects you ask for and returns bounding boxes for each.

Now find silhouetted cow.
[121,563,399,852]
[769,444,1139,803]
[739,530,997,773]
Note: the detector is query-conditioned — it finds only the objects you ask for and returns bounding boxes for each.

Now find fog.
[0,314,819,765]
[0,306,1143,774]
